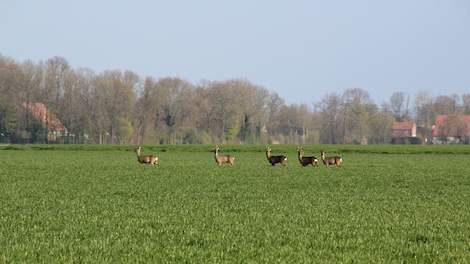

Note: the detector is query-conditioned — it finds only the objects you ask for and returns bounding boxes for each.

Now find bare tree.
[341,88,374,144]
[317,93,342,144]
[462,94,470,114]
[434,95,456,115]
[390,92,411,121]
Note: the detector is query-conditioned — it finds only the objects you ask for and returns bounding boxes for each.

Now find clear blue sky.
[1,0,469,104]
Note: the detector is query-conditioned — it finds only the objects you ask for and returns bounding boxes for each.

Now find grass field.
[1,145,469,263]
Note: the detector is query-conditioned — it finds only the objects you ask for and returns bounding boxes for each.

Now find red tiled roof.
[22,102,67,132]
[392,121,414,130]
[432,114,470,137]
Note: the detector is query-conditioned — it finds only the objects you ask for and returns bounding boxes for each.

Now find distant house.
[392,121,416,138]
[391,121,418,144]
[23,102,68,140]
[432,115,470,144]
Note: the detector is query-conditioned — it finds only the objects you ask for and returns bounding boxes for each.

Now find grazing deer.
[135,146,158,165]
[266,146,288,166]
[297,146,319,167]
[320,150,342,167]
[213,145,235,166]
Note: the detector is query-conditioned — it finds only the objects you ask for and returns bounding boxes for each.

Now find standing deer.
[266,146,288,166]
[135,146,158,165]
[297,146,319,167]
[213,145,235,166]
[320,150,342,167]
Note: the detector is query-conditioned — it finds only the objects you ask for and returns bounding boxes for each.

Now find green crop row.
[2,143,470,154]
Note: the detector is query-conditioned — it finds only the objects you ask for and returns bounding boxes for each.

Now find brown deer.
[213,145,235,166]
[297,146,319,167]
[320,150,342,167]
[266,146,288,166]
[135,146,158,165]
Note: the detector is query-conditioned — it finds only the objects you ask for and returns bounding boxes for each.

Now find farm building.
[23,102,70,141]
[432,114,470,144]
[391,121,419,144]
[392,121,416,138]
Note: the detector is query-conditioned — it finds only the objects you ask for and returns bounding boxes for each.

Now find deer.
[320,150,342,167]
[266,146,288,166]
[297,146,319,167]
[135,146,158,165]
[213,145,235,166]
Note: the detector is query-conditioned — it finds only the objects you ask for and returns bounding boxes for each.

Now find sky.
[1,0,469,104]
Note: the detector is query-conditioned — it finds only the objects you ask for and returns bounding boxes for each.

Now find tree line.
[1,54,469,144]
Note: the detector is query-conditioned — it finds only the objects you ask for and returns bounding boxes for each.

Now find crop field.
[1,145,470,263]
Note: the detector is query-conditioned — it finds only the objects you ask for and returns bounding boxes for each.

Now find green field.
[1,145,469,263]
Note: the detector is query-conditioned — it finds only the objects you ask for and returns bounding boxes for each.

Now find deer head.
[266,146,272,157]
[135,147,142,155]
